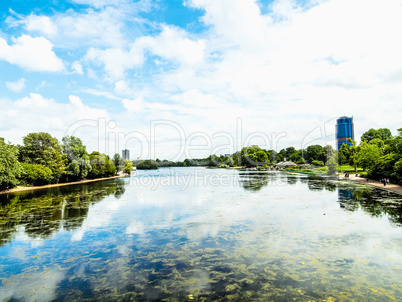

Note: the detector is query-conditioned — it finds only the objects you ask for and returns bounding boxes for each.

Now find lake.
[0,167,401,301]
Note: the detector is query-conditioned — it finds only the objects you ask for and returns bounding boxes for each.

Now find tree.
[62,136,91,181]
[361,128,392,142]
[0,139,22,190]
[20,132,66,182]
[338,143,350,165]
[347,139,359,172]
[20,163,53,186]
[355,141,382,173]
[304,145,324,163]
[113,153,125,171]
[327,153,338,175]
[123,159,133,173]
[88,152,117,178]
[136,160,159,170]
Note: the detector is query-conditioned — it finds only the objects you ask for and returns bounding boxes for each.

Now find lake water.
[0,167,401,301]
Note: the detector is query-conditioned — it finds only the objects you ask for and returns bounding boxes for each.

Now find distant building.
[122,149,130,160]
[336,116,354,149]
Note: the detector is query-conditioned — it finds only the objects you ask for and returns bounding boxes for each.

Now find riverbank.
[339,173,402,195]
[0,174,128,195]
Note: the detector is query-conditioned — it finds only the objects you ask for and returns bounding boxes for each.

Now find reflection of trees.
[302,177,402,226]
[337,185,402,225]
[238,172,269,191]
[305,177,337,192]
[0,179,125,246]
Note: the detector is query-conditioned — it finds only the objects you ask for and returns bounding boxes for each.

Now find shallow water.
[0,167,401,301]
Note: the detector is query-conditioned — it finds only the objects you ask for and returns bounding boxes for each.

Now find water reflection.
[0,180,125,247]
[238,172,270,191]
[0,169,401,301]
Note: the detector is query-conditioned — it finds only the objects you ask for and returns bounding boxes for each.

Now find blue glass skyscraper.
[336,116,354,149]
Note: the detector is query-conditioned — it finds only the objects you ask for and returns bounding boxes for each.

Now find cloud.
[85,46,144,79]
[137,25,205,65]
[6,78,26,92]
[24,14,58,37]
[86,25,205,79]
[122,96,143,112]
[0,93,109,151]
[71,61,84,74]
[0,35,64,72]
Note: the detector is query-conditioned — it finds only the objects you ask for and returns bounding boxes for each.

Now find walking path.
[339,173,402,195]
[0,174,127,195]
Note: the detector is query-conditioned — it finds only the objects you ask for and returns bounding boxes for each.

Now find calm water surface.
[0,167,401,301]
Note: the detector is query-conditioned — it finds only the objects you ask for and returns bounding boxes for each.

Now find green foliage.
[0,140,22,190]
[361,128,392,142]
[355,141,382,173]
[311,160,324,167]
[326,153,338,175]
[136,160,159,170]
[88,152,117,178]
[20,163,53,186]
[304,145,324,163]
[20,132,66,182]
[62,136,92,181]
[123,159,133,173]
[338,143,350,165]
[241,146,270,167]
[113,153,125,171]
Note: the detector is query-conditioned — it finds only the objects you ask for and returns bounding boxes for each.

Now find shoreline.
[339,173,402,195]
[0,174,128,195]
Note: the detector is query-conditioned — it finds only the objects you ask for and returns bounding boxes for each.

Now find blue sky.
[1,0,402,160]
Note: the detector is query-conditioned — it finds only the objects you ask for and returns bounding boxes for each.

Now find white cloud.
[85,46,144,79]
[122,96,143,112]
[6,78,26,92]
[0,35,64,72]
[0,94,109,151]
[86,25,205,79]
[71,61,84,74]
[55,7,128,48]
[137,25,205,65]
[24,14,58,37]
[114,80,134,95]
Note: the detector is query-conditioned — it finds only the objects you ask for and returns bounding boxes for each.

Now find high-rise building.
[122,149,130,160]
[336,116,354,149]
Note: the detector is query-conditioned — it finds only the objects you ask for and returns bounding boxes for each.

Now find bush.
[312,160,324,167]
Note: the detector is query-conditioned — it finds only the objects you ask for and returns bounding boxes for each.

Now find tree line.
[1,127,401,190]
[0,132,133,190]
[134,127,402,185]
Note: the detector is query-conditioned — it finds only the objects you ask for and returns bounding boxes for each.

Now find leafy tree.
[289,150,304,164]
[20,132,66,182]
[62,136,91,181]
[0,139,22,190]
[136,160,159,170]
[241,146,269,167]
[123,159,133,173]
[322,145,335,164]
[113,153,125,171]
[304,145,324,163]
[355,141,382,173]
[361,128,392,142]
[88,152,117,178]
[327,153,338,175]
[338,143,350,165]
[20,163,53,186]
[347,139,359,172]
